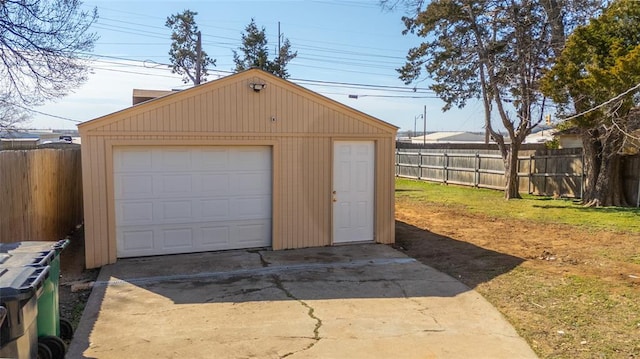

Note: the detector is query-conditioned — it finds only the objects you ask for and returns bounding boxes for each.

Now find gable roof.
[78,69,398,133]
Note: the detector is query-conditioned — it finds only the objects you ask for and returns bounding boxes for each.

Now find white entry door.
[113,146,272,258]
[332,141,374,243]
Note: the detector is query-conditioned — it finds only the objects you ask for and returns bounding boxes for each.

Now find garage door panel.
[117,175,153,199]
[232,149,271,170]
[120,230,154,252]
[233,197,271,218]
[199,149,229,170]
[158,174,193,194]
[200,199,230,219]
[231,173,271,195]
[236,222,270,243]
[200,226,230,247]
[200,174,230,194]
[117,202,153,225]
[162,228,193,248]
[117,220,271,257]
[114,146,272,258]
[160,200,193,220]
[159,149,192,171]
[115,149,153,172]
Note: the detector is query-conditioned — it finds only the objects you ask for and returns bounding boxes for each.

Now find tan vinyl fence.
[395,144,640,206]
[0,147,83,243]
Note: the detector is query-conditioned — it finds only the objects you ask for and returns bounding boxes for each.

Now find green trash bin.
[0,240,71,346]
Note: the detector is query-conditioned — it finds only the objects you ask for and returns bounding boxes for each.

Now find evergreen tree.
[233,19,297,78]
[541,0,640,206]
[166,10,215,84]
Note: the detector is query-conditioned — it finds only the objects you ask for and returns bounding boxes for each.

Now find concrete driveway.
[68,244,537,359]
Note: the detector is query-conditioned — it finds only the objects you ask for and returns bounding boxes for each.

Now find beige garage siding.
[80,69,396,269]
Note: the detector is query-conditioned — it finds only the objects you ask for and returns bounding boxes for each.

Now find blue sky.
[31,0,484,133]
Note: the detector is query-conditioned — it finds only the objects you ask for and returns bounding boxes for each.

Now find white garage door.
[113,146,272,258]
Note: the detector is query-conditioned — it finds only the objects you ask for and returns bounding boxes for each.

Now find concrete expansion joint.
[272,274,322,358]
[205,285,276,302]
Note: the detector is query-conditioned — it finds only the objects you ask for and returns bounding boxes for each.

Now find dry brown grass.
[395,179,640,358]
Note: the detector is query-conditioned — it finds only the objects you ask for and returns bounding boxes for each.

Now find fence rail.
[0,148,83,243]
[395,146,640,206]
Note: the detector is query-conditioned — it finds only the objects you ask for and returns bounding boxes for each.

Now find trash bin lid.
[0,266,49,301]
[0,240,69,255]
[0,250,56,268]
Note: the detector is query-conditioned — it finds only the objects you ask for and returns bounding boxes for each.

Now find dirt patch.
[395,197,640,358]
[58,226,99,333]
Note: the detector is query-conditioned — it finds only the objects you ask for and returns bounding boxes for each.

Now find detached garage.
[79,69,397,269]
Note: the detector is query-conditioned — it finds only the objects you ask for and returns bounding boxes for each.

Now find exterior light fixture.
[249,82,267,92]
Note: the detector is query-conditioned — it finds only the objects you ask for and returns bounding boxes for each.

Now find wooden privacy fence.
[395,145,640,206]
[0,147,83,243]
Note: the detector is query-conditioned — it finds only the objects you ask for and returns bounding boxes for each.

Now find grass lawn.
[396,178,640,233]
[395,178,640,358]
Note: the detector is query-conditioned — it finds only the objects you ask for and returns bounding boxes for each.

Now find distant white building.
[0,129,81,148]
[553,128,582,148]
[524,129,556,144]
[410,131,496,144]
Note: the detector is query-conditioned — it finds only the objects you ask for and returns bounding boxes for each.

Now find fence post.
[443,152,448,184]
[475,152,480,188]
[580,153,585,199]
[395,148,398,177]
[528,154,534,195]
[543,154,548,195]
[418,150,422,179]
[636,174,640,207]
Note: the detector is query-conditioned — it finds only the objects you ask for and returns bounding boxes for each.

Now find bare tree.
[383,0,602,199]
[0,0,97,130]
[0,95,29,132]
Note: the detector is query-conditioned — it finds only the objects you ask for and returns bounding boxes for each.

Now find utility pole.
[277,21,281,56]
[195,31,202,85]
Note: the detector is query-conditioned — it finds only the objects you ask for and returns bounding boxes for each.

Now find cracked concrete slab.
[68,244,538,359]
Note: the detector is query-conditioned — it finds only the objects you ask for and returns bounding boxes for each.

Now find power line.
[15,105,82,123]
[86,10,414,82]
[79,52,429,94]
[93,8,407,54]
[560,82,640,122]
[290,77,432,92]
[345,94,440,99]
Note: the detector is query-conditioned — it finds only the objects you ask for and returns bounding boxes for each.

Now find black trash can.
[0,265,49,359]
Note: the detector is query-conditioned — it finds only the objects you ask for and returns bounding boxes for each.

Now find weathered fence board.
[622,155,640,207]
[396,143,639,206]
[0,148,83,243]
